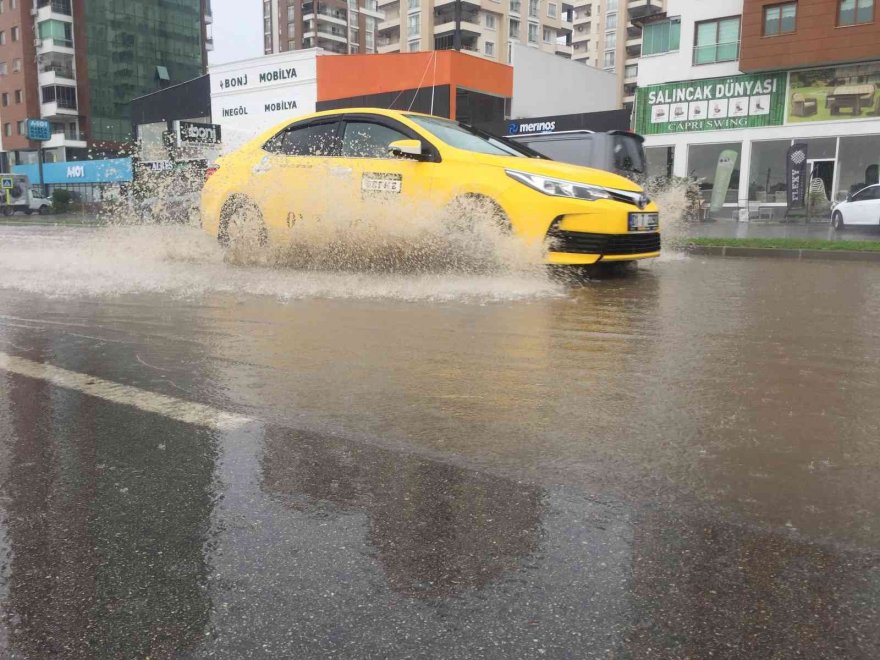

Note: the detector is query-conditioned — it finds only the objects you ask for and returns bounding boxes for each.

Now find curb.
[688,245,880,263]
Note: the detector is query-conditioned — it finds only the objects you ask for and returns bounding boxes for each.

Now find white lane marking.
[0,351,253,431]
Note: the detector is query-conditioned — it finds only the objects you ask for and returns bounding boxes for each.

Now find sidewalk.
[688,218,880,242]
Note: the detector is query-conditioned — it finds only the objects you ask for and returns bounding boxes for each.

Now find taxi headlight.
[506,169,613,201]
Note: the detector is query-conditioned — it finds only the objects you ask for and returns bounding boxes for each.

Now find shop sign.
[787,61,880,124]
[786,143,808,208]
[176,121,222,145]
[11,158,133,185]
[635,73,787,135]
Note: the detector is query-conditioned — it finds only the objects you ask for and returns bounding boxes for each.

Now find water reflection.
[0,366,218,657]
[261,426,546,598]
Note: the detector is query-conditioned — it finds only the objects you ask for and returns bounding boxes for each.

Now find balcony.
[378,15,400,31]
[41,101,78,119]
[433,0,481,9]
[433,20,482,38]
[35,38,75,56]
[38,68,76,87]
[35,0,72,22]
[377,0,398,5]
[628,0,662,22]
[377,41,400,53]
[360,0,384,19]
[44,131,87,149]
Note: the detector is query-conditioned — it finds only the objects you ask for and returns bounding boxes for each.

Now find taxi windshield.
[406,114,542,158]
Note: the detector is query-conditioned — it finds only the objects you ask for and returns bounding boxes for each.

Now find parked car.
[201,108,660,266]
[831,184,880,229]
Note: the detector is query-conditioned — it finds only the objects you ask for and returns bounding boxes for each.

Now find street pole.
[453,0,462,51]
[37,145,46,197]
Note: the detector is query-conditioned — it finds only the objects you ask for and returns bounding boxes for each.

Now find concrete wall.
[638,0,744,87]
[509,43,618,118]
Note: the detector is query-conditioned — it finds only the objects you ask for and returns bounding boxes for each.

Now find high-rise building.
[0,0,210,168]
[571,0,665,111]
[262,0,385,56]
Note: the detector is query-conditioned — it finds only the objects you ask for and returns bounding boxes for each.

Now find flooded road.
[0,225,878,658]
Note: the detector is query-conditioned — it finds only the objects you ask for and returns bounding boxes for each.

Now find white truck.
[0,174,53,216]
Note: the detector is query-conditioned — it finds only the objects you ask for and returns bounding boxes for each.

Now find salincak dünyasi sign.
[209,50,319,147]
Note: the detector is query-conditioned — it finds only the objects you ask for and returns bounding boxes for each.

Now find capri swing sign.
[635,72,787,135]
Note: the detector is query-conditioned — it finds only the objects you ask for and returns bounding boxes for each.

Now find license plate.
[629,212,658,232]
[362,173,402,194]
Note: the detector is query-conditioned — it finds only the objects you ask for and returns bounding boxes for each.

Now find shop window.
[642,18,681,55]
[687,142,742,212]
[645,146,674,179]
[694,17,740,65]
[764,3,797,35]
[837,135,880,200]
[839,0,874,26]
[749,140,791,202]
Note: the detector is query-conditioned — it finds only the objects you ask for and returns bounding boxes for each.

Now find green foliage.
[52,188,73,213]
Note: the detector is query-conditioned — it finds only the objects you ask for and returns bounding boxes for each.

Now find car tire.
[39,206,50,216]
[218,196,268,248]
[444,194,511,234]
[2,206,13,217]
[831,211,844,230]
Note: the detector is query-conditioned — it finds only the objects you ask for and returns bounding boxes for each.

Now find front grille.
[548,231,661,256]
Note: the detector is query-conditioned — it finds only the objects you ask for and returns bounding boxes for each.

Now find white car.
[832,184,880,229]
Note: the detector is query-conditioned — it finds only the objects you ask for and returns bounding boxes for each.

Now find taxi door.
[248,118,344,238]
[337,114,441,216]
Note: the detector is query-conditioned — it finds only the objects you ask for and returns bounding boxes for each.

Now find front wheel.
[2,206,13,217]
[444,195,511,234]
[831,211,844,230]
[39,206,50,215]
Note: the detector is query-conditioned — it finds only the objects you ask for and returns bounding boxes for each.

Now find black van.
[507,130,648,181]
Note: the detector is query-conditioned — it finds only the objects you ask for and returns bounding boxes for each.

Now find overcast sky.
[209,0,264,66]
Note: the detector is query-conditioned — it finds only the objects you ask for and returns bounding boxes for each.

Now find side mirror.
[389,139,428,161]
[846,193,852,202]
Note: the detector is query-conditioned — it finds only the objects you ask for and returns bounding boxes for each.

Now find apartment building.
[635,0,880,220]
[0,0,210,168]
[571,0,664,110]
[262,0,385,55]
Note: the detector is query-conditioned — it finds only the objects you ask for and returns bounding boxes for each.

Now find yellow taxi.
[201,108,660,265]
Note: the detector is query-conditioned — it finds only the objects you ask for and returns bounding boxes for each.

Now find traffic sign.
[26,119,51,142]
[1,177,13,189]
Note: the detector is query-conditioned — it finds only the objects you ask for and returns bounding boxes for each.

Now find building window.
[643,18,680,55]
[16,120,24,135]
[485,40,494,55]
[3,124,10,137]
[528,0,538,18]
[12,58,20,72]
[624,63,637,78]
[509,18,520,39]
[408,0,419,10]
[606,12,617,29]
[1,93,7,106]
[694,17,740,65]
[605,30,616,50]
[548,2,557,18]
[11,26,18,42]
[0,62,6,76]
[288,22,296,39]
[9,0,14,8]
[528,22,538,42]
[350,44,359,53]
[408,13,420,34]
[764,3,797,35]
[0,2,3,15]
[288,5,296,22]
[0,32,5,46]
[839,0,874,25]
[543,26,552,42]
[606,0,617,8]
[510,0,520,13]
[603,51,615,68]
[14,89,21,103]
[408,38,420,51]
[485,13,496,29]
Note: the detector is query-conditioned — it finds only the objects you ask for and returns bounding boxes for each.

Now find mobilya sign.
[635,73,787,135]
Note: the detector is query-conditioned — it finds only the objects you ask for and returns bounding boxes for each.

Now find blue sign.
[12,158,133,185]
[26,119,52,142]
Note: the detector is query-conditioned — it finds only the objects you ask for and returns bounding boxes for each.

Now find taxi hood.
[465,151,644,193]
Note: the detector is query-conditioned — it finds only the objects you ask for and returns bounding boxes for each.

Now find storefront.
[11,158,133,204]
[635,61,880,220]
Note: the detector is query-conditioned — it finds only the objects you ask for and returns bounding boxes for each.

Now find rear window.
[520,137,594,168]
[612,135,646,175]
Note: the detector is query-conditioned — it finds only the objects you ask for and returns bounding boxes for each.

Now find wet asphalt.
[0,228,879,658]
